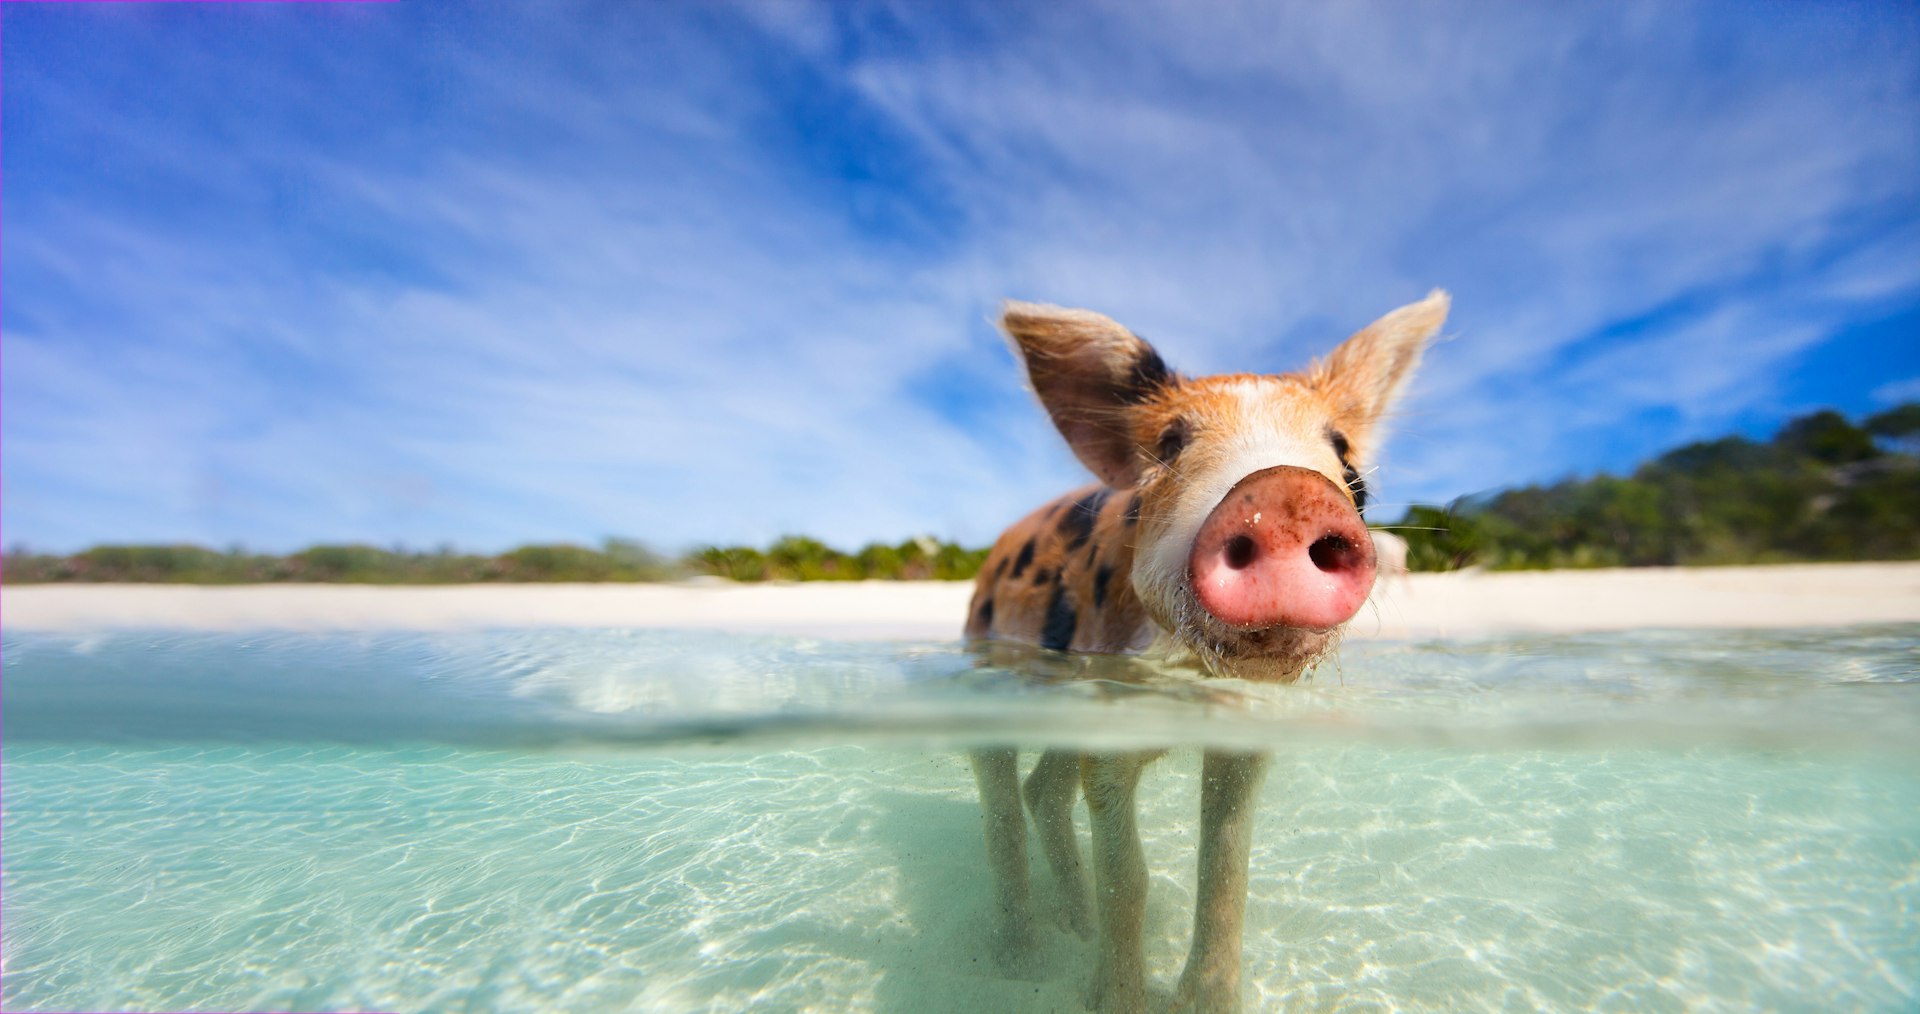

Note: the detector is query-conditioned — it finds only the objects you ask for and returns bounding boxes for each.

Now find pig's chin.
[1209,624,1339,682]
[1196,624,1337,683]
[1158,593,1341,683]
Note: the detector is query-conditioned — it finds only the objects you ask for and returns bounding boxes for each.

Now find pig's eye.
[1328,427,1368,514]
[1154,420,1189,463]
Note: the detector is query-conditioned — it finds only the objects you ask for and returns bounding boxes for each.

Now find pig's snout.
[1187,465,1377,631]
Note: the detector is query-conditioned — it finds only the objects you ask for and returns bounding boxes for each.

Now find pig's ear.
[1313,290,1448,438]
[1001,301,1175,488]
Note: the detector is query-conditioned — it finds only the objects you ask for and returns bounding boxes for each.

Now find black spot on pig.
[1093,565,1114,609]
[1011,538,1035,579]
[1059,489,1109,551]
[1041,586,1077,651]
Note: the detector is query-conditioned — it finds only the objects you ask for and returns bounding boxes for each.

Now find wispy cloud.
[5,1,1917,552]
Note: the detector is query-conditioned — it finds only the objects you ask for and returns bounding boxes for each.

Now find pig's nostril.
[1308,534,1359,573]
[1223,534,1258,570]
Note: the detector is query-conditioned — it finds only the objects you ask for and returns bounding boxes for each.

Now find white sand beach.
[5,562,1918,640]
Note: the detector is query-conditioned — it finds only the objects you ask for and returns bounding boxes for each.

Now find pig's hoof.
[1172,962,1240,1013]
[1060,893,1094,941]
[989,918,1043,979]
[1087,961,1147,1014]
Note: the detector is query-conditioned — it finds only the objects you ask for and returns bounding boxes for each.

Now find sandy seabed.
[5,561,1918,639]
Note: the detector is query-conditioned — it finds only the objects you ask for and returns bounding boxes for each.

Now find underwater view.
[4,625,1917,1012]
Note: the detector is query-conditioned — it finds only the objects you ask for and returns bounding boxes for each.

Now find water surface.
[4,626,1917,1011]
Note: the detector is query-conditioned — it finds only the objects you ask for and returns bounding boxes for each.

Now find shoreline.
[4,561,1918,641]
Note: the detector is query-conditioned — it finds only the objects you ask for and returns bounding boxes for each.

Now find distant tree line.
[1,535,991,584]
[5,403,1914,583]
[690,536,990,582]
[1395,403,1920,571]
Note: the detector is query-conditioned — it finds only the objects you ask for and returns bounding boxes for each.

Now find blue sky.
[4,0,1918,554]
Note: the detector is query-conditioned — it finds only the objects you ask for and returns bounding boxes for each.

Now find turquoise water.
[4,626,1917,1011]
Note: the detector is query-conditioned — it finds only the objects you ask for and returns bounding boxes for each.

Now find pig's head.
[1001,292,1447,681]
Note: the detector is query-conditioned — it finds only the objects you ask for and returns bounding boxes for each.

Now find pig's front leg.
[970,747,1039,975]
[1175,749,1269,1013]
[1084,750,1151,1014]
[1023,747,1093,938]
